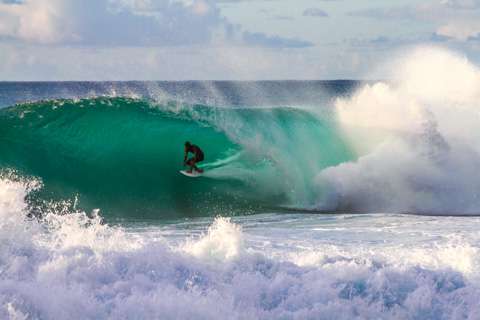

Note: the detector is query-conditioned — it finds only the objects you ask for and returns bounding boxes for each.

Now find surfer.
[184,141,204,173]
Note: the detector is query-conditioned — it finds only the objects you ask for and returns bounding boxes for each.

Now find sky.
[1,0,480,80]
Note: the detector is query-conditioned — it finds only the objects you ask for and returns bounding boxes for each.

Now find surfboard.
[180,170,203,178]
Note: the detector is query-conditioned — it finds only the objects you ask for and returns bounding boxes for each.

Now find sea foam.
[1,176,480,319]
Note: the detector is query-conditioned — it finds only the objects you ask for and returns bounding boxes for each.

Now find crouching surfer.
[184,141,204,174]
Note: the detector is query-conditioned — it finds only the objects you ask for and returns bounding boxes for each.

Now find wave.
[4,47,480,217]
[0,97,353,218]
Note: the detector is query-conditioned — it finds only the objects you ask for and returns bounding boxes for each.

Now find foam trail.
[318,47,480,214]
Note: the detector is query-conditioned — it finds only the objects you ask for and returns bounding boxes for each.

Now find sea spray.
[319,47,480,214]
[183,217,244,261]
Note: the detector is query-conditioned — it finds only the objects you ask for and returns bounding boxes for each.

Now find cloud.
[347,1,480,21]
[0,0,313,49]
[0,0,70,44]
[242,31,314,48]
[302,8,328,17]
[347,33,448,49]
[0,0,227,46]
[349,1,480,42]
[436,20,480,40]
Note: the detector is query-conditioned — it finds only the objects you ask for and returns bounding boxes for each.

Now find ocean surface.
[2,49,480,319]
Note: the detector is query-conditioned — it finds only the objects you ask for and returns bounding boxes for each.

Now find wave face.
[0,97,353,218]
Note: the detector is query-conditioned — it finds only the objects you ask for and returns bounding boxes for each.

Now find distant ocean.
[2,49,480,319]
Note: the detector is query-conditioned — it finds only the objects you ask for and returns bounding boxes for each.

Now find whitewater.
[2,46,480,319]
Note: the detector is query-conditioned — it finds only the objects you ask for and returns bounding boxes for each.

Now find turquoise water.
[0,97,354,219]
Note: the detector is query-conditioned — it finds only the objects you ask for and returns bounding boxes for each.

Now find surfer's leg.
[186,158,194,173]
[192,162,201,173]
[194,157,204,173]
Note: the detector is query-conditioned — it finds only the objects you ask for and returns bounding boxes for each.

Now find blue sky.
[0,0,479,80]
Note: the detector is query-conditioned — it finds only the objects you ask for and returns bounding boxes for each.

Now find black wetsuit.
[189,145,204,162]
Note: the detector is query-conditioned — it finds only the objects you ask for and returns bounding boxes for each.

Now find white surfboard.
[180,170,203,178]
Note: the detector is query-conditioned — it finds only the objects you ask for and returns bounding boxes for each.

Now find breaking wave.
[0,97,352,218]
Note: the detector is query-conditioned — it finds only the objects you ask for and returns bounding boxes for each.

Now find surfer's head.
[185,141,191,150]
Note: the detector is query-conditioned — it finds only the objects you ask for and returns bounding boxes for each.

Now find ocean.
[1,49,480,319]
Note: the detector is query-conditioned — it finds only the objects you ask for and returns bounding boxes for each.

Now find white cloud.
[0,0,227,45]
[0,0,313,49]
[437,20,480,40]
[7,1,476,80]
[0,0,72,44]
[349,1,480,42]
